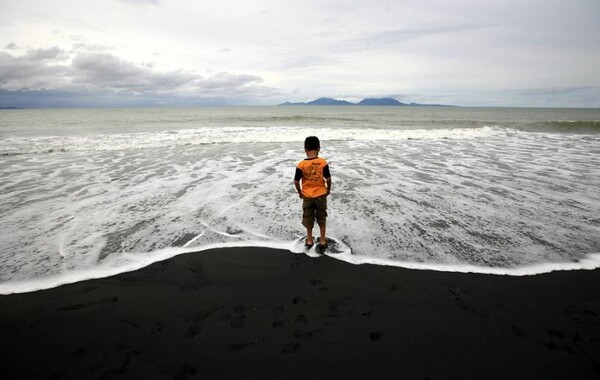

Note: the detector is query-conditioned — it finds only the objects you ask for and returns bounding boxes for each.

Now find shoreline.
[3,244,600,296]
[1,246,599,378]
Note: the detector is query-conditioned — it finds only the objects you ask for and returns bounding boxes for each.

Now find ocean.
[1,106,599,294]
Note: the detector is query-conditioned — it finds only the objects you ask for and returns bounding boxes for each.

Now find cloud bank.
[0,47,277,107]
[0,0,599,107]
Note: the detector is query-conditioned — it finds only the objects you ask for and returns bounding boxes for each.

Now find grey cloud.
[71,52,196,93]
[189,72,278,100]
[68,53,272,98]
[5,43,18,50]
[0,51,70,90]
[25,47,66,61]
[0,48,277,103]
[0,88,269,108]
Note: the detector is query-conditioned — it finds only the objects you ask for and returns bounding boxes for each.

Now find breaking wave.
[0,125,505,156]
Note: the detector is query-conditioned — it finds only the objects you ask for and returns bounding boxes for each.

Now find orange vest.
[297,157,329,198]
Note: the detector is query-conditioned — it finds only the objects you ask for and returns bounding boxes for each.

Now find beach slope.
[1,247,599,379]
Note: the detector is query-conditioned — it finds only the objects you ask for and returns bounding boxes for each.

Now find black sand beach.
[1,247,599,379]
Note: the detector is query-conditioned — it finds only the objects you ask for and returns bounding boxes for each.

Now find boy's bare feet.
[306,228,315,246]
[315,239,328,254]
[317,236,328,251]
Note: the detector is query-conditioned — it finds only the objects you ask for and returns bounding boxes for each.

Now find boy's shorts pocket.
[302,195,327,228]
[315,195,327,226]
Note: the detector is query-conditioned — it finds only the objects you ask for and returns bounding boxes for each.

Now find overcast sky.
[1,0,599,107]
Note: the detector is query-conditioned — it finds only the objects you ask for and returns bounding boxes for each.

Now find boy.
[294,136,332,252]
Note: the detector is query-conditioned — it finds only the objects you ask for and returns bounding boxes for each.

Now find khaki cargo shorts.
[302,195,327,229]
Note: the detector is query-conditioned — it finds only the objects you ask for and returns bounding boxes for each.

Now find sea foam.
[0,125,501,156]
[1,238,599,295]
[2,108,600,294]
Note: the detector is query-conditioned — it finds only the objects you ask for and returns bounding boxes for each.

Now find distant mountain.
[358,98,405,106]
[280,97,355,106]
[309,97,354,105]
[278,97,452,107]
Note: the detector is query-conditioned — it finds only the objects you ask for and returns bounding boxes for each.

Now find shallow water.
[1,106,600,293]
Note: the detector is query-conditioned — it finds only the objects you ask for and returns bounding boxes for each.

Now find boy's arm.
[294,181,303,198]
[323,164,332,196]
[294,166,303,198]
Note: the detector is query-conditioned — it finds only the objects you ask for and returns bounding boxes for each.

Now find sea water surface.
[1,106,599,293]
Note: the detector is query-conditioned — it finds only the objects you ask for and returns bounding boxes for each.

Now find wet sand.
[1,247,599,379]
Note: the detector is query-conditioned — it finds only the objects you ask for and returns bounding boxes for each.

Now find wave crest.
[0,125,504,156]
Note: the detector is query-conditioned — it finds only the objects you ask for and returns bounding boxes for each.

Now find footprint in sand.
[292,296,307,305]
[294,314,309,328]
[293,314,310,339]
[511,325,526,338]
[184,262,205,281]
[281,341,301,354]
[272,306,285,328]
[370,332,383,341]
[234,305,245,313]
[230,305,247,329]
[231,342,255,352]
[180,284,199,292]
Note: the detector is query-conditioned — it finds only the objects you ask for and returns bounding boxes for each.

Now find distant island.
[280,97,354,106]
[278,97,451,107]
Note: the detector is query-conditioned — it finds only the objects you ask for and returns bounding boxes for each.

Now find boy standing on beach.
[294,136,332,252]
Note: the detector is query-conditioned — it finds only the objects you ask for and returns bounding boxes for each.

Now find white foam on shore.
[0,125,502,156]
[1,239,599,295]
[331,250,600,276]
[0,240,294,295]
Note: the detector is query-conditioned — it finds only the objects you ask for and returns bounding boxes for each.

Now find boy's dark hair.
[304,136,320,151]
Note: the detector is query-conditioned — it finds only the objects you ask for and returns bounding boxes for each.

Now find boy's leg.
[302,198,316,245]
[306,227,314,245]
[316,196,328,246]
[319,224,326,246]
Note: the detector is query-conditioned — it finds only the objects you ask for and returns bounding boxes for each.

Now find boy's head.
[304,136,320,152]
